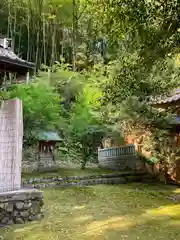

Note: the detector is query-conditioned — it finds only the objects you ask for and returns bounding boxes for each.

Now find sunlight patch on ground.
[74,215,93,223]
[83,216,134,236]
[173,188,180,193]
[144,204,180,218]
[73,205,86,210]
[14,224,37,233]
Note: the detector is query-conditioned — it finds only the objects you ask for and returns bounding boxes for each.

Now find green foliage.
[2,0,180,169]
[4,82,61,145]
[68,84,106,168]
[139,154,159,165]
[103,54,180,105]
[52,67,84,110]
[34,67,107,168]
[86,0,180,167]
[118,96,175,129]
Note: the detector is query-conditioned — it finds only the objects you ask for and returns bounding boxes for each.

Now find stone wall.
[98,145,145,171]
[0,189,44,225]
[22,172,152,189]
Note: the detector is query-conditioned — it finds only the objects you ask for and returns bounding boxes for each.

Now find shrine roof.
[0,46,35,70]
[37,131,62,142]
[150,88,180,106]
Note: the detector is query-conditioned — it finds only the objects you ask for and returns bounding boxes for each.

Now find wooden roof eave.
[152,99,180,109]
[0,57,35,70]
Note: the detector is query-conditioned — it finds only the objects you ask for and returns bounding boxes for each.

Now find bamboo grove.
[0,0,79,69]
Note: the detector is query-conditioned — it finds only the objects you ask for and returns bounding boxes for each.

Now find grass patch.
[0,183,180,240]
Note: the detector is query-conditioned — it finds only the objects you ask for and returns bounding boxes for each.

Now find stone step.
[22,171,147,185]
[22,173,153,189]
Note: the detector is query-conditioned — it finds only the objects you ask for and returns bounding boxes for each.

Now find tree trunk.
[50,21,56,69]
[27,8,30,61]
[43,14,47,65]
[81,160,86,170]
[72,0,78,71]
[81,147,89,169]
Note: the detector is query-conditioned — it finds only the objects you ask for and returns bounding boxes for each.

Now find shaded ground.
[0,182,180,240]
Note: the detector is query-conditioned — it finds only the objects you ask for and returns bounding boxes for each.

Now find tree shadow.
[79,203,180,239]
[73,183,180,239]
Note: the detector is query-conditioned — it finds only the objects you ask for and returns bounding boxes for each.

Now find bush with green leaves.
[68,84,107,168]
[4,82,61,146]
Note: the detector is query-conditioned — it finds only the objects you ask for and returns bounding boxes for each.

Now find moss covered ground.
[0,180,180,239]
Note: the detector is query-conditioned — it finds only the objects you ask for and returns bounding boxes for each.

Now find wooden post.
[26,72,30,84]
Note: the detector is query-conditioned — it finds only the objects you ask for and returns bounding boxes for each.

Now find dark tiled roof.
[0,46,35,69]
[151,88,180,105]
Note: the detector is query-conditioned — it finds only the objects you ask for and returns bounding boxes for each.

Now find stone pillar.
[0,99,23,192]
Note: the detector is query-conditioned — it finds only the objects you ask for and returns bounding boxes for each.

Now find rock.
[0,203,7,210]
[12,194,28,201]
[24,203,32,209]
[167,194,180,202]
[71,182,77,186]
[29,214,42,221]
[7,220,14,225]
[15,202,24,210]
[15,217,24,224]
[39,199,44,207]
[1,216,9,224]
[0,212,5,221]
[6,203,14,212]
[20,211,29,218]
[30,201,41,214]
[0,204,4,209]
[13,210,20,217]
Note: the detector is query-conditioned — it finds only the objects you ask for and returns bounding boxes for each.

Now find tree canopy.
[1,0,180,167]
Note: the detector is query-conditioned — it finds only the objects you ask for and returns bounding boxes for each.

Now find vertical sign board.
[0,99,23,192]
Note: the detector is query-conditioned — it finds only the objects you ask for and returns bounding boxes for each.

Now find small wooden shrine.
[37,131,62,165]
